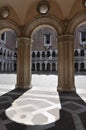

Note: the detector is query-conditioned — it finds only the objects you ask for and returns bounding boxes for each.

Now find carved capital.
[17,37,33,46]
[58,34,74,43]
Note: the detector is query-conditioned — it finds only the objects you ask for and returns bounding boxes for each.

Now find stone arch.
[67,11,86,34]
[0,19,21,37]
[24,15,65,37]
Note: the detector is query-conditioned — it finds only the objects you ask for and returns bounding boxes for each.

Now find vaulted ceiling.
[0,0,85,26]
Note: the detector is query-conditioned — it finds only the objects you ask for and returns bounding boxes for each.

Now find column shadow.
[0,88,86,130]
[0,88,28,130]
[46,91,86,130]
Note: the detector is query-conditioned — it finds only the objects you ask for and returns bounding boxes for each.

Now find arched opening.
[32,63,35,71]
[47,63,50,71]
[42,63,45,71]
[14,63,17,72]
[74,63,78,72]
[37,63,40,71]
[31,24,58,73]
[31,24,58,89]
[0,24,19,85]
[0,62,2,71]
[74,22,86,73]
[74,50,79,56]
[80,49,85,56]
[52,63,56,71]
[80,62,85,71]
[37,51,40,58]
[47,51,50,57]
[74,20,86,90]
[42,51,45,57]
[32,51,35,58]
[52,51,56,57]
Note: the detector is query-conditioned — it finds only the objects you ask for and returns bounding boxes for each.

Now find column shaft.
[57,34,75,91]
[16,37,32,89]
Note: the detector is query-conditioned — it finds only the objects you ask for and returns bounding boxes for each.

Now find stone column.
[16,37,32,89]
[57,34,75,92]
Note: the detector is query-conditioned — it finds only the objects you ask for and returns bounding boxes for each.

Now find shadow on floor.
[46,91,86,130]
[0,89,86,130]
[0,88,28,130]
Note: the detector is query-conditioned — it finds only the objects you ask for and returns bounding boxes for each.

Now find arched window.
[47,63,50,71]
[7,51,9,57]
[74,63,78,72]
[4,62,6,71]
[52,63,56,71]
[80,62,84,71]
[0,62,1,71]
[74,50,78,56]
[42,51,45,57]
[37,63,40,71]
[47,51,50,57]
[32,63,35,71]
[7,63,9,71]
[37,51,40,58]
[32,52,35,58]
[42,63,45,71]
[14,53,17,59]
[0,48,3,56]
[52,51,56,57]
[80,50,85,56]
[14,63,17,72]
[10,52,12,59]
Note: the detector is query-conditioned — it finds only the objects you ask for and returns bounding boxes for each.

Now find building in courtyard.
[0,25,86,74]
[0,30,17,72]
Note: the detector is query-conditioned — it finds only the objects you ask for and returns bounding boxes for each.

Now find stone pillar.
[57,34,75,92]
[16,37,32,89]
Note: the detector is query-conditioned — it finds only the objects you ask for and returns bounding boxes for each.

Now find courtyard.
[0,74,86,130]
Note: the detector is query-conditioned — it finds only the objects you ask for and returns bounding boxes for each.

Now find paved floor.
[0,74,86,130]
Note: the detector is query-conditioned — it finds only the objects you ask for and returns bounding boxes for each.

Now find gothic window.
[80,62,84,71]
[42,51,45,57]
[32,52,35,58]
[52,63,56,71]
[74,63,78,72]
[42,63,45,71]
[80,50,85,56]
[32,63,35,71]
[0,62,1,71]
[74,50,78,56]
[37,63,40,71]
[47,63,50,71]
[47,51,50,57]
[37,51,40,58]
[52,51,56,57]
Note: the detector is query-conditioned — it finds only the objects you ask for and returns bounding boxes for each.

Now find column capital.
[58,34,74,42]
[17,37,33,43]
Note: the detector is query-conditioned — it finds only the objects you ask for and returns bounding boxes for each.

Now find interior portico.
[0,0,86,92]
[0,1,86,130]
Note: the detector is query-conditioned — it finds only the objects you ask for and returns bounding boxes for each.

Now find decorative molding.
[67,11,86,34]
[0,19,21,37]
[58,34,74,42]
[82,0,86,8]
[63,18,70,26]
[0,7,10,19]
[37,0,50,15]
[24,15,65,37]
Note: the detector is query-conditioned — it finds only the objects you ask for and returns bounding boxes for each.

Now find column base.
[15,84,32,90]
[57,86,76,92]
